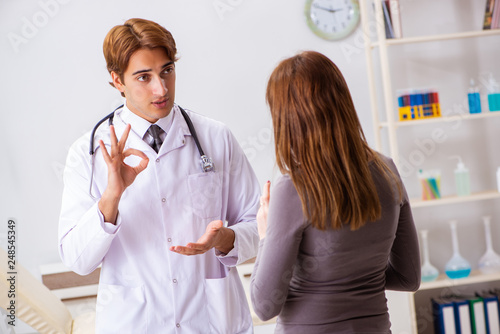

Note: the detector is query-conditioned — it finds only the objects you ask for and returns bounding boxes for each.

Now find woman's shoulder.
[269,173,308,230]
[273,174,298,196]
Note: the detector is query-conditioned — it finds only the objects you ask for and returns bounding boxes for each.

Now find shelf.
[419,270,500,291]
[410,190,500,208]
[379,111,500,128]
[371,28,500,48]
[359,1,500,332]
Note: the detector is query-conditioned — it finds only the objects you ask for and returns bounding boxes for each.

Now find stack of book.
[484,0,500,29]
[380,0,402,39]
[432,291,500,334]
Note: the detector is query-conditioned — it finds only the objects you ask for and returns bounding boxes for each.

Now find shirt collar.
[120,102,175,139]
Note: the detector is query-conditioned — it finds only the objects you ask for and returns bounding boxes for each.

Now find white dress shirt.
[58,103,260,334]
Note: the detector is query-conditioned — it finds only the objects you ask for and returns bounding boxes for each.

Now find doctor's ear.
[110,71,126,96]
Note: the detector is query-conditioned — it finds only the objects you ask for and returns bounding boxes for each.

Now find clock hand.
[312,4,343,13]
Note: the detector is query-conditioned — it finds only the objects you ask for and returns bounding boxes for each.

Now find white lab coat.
[59,105,260,334]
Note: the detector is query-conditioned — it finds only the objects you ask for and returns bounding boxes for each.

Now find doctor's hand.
[98,124,149,224]
[256,181,271,240]
[170,220,235,256]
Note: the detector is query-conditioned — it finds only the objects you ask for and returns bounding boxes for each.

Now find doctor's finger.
[122,148,148,160]
[99,140,111,164]
[170,245,204,256]
[109,125,118,156]
[117,124,132,153]
[123,148,150,174]
[185,242,209,252]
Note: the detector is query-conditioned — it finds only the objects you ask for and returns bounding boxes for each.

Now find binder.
[476,293,500,334]
[469,297,487,334]
[433,298,457,334]
[452,298,472,334]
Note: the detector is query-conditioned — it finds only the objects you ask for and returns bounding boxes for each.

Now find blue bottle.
[468,79,481,114]
[487,74,500,112]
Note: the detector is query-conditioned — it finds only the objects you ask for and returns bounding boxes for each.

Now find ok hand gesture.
[98,124,149,224]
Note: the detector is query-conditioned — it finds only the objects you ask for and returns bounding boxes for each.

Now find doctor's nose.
[151,76,168,96]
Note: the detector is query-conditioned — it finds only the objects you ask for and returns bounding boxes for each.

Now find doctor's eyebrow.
[132,61,175,76]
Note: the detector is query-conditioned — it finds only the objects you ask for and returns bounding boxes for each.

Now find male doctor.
[58,18,260,333]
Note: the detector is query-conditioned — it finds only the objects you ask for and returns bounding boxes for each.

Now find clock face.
[305,0,360,40]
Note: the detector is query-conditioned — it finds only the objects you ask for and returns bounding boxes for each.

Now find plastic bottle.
[468,79,482,114]
[449,156,470,196]
[487,73,500,112]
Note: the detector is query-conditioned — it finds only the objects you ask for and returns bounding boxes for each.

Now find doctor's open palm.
[98,124,149,223]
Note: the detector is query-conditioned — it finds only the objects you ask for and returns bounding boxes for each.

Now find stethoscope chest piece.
[201,155,214,173]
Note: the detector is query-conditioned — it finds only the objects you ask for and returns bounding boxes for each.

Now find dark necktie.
[147,124,164,153]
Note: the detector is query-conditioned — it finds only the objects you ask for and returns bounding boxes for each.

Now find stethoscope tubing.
[87,104,213,200]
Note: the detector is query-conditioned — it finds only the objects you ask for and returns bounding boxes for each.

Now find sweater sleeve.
[250,175,305,321]
[384,167,421,292]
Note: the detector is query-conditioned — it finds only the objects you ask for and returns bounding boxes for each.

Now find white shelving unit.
[419,271,500,291]
[379,110,500,128]
[410,190,500,209]
[360,0,500,165]
[359,0,500,332]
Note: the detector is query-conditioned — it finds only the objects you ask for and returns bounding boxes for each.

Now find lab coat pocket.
[204,270,252,334]
[188,172,222,220]
[96,283,146,334]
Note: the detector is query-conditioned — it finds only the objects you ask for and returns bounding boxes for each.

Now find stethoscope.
[88,104,214,199]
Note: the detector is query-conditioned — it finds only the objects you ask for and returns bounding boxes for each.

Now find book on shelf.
[389,0,403,38]
[377,0,402,39]
[382,1,394,39]
[483,0,499,30]
[493,0,500,29]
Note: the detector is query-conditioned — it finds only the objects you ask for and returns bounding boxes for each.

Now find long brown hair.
[266,51,399,230]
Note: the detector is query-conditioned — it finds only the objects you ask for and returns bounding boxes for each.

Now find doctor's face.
[112,47,176,123]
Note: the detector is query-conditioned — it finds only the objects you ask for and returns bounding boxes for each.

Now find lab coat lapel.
[96,113,154,152]
[96,106,191,156]
[157,107,191,157]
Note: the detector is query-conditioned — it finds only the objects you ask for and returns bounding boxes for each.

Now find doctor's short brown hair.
[103,18,178,96]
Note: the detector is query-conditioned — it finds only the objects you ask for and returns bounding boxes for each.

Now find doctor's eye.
[137,75,150,82]
[162,66,175,75]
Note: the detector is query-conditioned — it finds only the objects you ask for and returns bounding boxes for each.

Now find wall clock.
[305,0,361,40]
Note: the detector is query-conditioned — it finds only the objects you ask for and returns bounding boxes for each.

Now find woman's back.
[251,155,420,333]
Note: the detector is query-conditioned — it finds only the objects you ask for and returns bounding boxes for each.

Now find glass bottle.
[478,216,500,274]
[445,220,471,279]
[420,230,439,282]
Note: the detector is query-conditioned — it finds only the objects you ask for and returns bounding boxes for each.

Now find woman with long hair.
[250,51,420,333]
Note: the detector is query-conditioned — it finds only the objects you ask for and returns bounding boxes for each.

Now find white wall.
[0,0,371,276]
[0,0,498,297]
